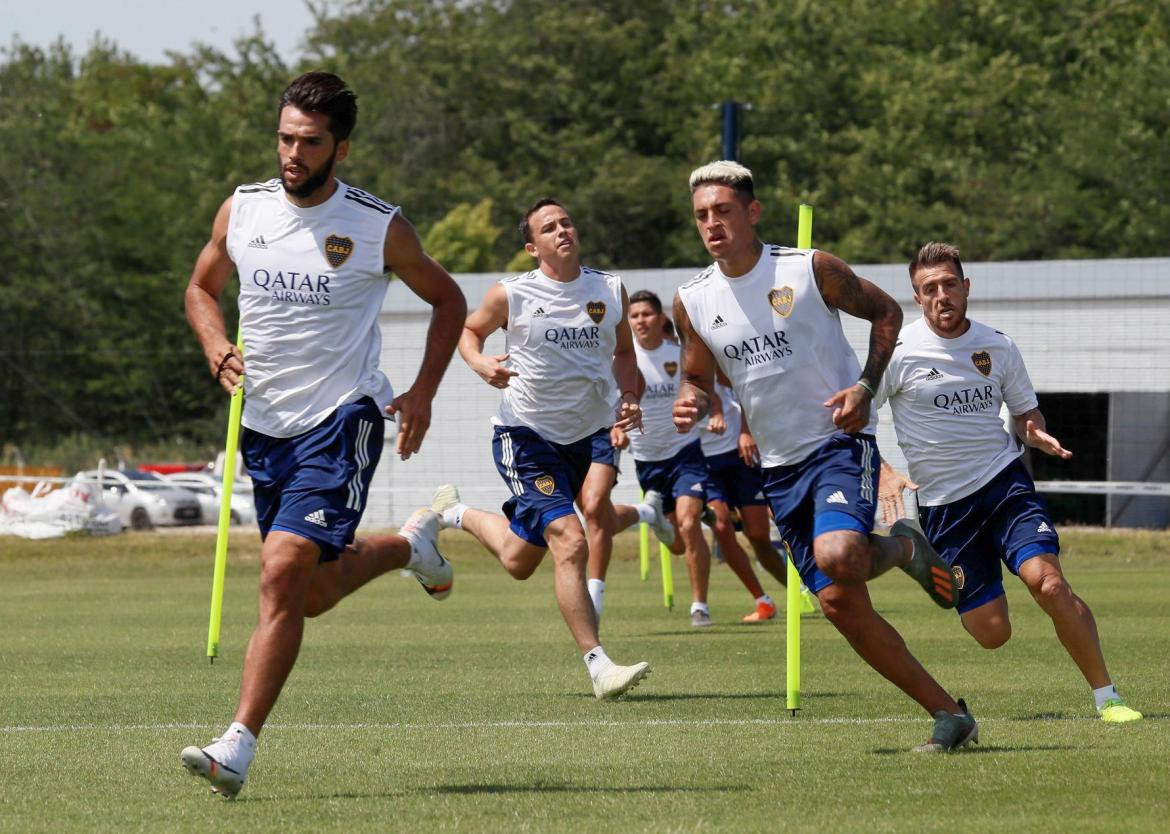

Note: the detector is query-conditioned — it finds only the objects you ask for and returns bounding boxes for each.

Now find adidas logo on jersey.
[248,235,269,249]
[532,306,547,317]
[826,490,848,505]
[711,314,727,329]
[304,509,328,527]
[1037,521,1052,533]
[925,367,944,380]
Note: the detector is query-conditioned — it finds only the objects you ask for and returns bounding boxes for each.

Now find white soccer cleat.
[643,490,676,548]
[431,483,461,527]
[593,661,651,699]
[180,737,250,800]
[400,508,453,600]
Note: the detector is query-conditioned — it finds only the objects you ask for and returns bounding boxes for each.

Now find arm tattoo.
[815,251,903,386]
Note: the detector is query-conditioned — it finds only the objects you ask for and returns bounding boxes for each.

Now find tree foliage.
[1,0,1166,449]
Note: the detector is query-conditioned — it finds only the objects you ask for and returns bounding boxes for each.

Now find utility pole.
[721,100,742,161]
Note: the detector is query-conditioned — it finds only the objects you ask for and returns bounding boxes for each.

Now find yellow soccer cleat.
[1099,698,1142,724]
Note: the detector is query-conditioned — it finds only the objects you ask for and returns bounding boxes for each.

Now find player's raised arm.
[672,290,715,433]
[185,196,242,395]
[459,282,516,388]
[1013,408,1073,459]
[815,250,903,433]
[383,212,468,459]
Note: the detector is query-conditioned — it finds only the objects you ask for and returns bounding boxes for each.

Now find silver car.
[163,472,256,526]
[76,469,203,530]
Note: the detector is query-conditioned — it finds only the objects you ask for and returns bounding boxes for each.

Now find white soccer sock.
[441,503,467,529]
[587,578,606,618]
[584,646,614,679]
[210,722,256,770]
[690,601,709,615]
[1093,684,1120,710]
[756,594,774,606]
[634,504,656,524]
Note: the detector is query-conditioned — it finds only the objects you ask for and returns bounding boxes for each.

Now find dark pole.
[721,100,741,161]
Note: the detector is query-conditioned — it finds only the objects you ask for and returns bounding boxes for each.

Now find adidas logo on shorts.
[826,490,848,505]
[304,509,328,527]
[248,235,269,249]
[1037,521,1052,533]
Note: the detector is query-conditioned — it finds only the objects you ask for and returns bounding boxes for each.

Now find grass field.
[1,527,1166,832]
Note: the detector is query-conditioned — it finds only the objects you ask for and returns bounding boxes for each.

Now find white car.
[163,472,256,526]
[76,469,203,530]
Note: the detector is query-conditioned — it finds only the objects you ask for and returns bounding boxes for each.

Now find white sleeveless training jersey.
[226,179,398,438]
[678,244,876,467]
[875,317,1038,506]
[700,381,743,457]
[628,339,695,462]
[494,267,622,445]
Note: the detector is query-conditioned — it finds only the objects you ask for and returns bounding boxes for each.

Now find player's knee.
[815,540,868,585]
[677,512,703,542]
[712,517,736,539]
[579,495,611,527]
[817,592,864,637]
[258,559,312,610]
[1030,573,1073,609]
[971,621,1011,649]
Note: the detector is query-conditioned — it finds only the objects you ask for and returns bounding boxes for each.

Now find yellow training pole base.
[659,543,674,610]
[786,552,801,713]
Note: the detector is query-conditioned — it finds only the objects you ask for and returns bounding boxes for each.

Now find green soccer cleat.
[913,698,979,753]
[1099,698,1143,723]
[891,518,958,609]
[799,587,818,615]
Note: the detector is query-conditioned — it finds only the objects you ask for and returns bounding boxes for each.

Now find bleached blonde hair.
[688,160,755,201]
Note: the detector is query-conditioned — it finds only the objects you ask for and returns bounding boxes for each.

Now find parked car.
[163,472,256,526]
[76,469,202,530]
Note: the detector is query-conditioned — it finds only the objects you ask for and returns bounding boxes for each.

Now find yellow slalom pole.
[206,333,244,662]
[639,490,650,580]
[659,542,674,610]
[787,203,813,713]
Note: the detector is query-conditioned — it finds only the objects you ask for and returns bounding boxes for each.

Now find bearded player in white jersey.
[431,198,656,699]
[673,161,978,752]
[876,242,1142,724]
[181,72,466,798]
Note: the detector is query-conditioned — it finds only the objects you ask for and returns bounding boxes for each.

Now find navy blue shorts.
[704,449,767,509]
[633,439,708,515]
[590,426,621,473]
[242,397,385,562]
[762,433,879,593]
[918,458,1061,614]
[493,424,594,548]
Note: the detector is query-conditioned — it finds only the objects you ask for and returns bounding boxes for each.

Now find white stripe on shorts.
[347,419,373,510]
[501,430,524,496]
[859,436,874,503]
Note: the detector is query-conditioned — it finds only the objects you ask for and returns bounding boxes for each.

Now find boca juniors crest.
[324,234,354,268]
[971,350,992,377]
[586,301,607,324]
[951,565,966,590]
[768,286,794,317]
[664,361,678,376]
[534,475,556,496]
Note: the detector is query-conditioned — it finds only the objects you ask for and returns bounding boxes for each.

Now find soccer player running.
[622,289,772,626]
[181,72,466,798]
[673,160,976,752]
[432,198,655,698]
[875,242,1142,724]
[700,377,817,619]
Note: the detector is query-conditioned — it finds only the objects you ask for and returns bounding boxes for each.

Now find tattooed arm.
[814,250,903,433]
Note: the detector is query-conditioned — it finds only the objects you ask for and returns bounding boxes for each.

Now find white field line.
[0,715,1080,734]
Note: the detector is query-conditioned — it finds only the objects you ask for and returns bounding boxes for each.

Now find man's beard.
[280,148,337,199]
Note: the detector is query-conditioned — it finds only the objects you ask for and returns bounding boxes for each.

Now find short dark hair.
[628,289,664,314]
[909,241,965,288]
[519,197,565,244]
[279,71,358,142]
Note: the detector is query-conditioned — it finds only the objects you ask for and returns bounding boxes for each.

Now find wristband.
[855,377,876,397]
[620,390,639,400]
[215,352,236,380]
